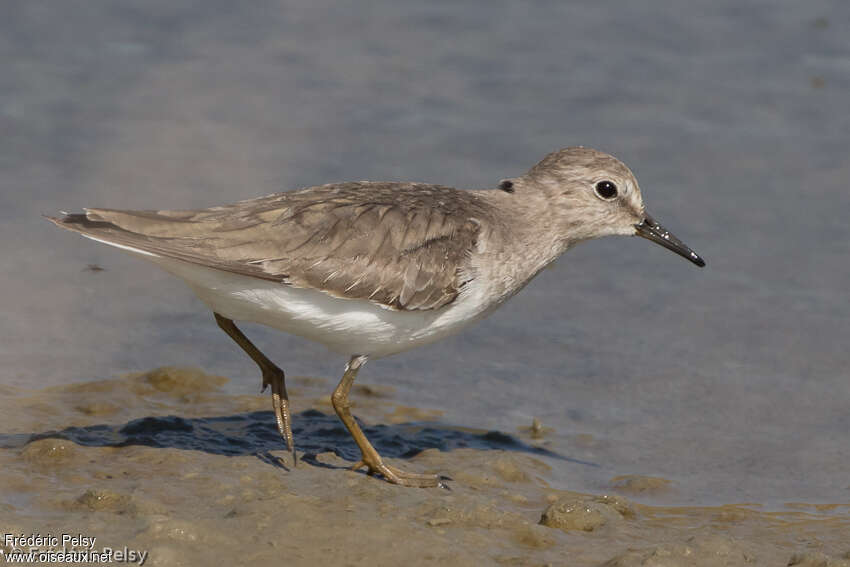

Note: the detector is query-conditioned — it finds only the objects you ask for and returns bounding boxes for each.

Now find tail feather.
[46,211,166,258]
[45,210,277,281]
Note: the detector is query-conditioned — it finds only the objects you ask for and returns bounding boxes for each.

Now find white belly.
[145,255,498,358]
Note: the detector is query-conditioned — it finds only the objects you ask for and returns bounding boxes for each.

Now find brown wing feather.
[49,182,489,311]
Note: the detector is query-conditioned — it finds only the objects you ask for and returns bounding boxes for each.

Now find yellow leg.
[214,313,296,465]
[331,355,439,487]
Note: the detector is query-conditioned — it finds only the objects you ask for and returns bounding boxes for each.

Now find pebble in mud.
[70,489,136,515]
[540,494,634,532]
[20,438,80,467]
[518,417,553,439]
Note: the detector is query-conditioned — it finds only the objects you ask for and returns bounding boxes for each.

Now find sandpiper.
[48,147,704,487]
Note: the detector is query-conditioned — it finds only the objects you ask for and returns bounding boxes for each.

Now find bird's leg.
[332,355,439,487]
[214,313,296,465]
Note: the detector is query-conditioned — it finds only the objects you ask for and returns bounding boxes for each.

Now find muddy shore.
[2,367,848,566]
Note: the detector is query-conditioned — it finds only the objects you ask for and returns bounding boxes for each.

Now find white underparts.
[82,233,498,358]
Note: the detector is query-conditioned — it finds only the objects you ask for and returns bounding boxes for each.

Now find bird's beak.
[635,214,705,267]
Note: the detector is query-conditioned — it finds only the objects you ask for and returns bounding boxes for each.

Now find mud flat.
[1,367,848,566]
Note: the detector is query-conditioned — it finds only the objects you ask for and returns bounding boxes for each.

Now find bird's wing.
[48,182,490,311]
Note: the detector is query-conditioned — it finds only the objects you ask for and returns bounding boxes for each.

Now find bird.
[48,146,705,487]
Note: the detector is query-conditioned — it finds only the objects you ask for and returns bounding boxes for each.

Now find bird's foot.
[350,458,442,488]
[261,368,296,466]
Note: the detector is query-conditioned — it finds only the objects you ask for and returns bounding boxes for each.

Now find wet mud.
[2,367,848,566]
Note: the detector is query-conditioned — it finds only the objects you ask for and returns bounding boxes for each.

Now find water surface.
[2,1,849,514]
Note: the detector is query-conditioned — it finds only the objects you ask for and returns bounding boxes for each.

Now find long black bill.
[635,214,705,267]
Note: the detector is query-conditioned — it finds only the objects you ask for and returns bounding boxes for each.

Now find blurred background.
[1,1,848,506]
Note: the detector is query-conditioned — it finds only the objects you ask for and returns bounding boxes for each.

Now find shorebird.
[48,147,704,487]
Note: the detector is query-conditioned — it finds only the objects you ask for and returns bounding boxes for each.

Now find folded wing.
[49,182,489,311]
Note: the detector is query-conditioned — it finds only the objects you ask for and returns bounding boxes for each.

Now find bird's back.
[49,181,495,311]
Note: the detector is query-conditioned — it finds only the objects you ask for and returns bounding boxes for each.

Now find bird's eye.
[594,180,618,200]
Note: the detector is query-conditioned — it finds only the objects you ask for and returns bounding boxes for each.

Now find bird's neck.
[469,187,581,298]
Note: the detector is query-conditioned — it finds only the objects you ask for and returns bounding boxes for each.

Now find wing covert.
[51,181,489,311]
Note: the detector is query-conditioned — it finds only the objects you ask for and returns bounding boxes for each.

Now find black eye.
[594,180,618,200]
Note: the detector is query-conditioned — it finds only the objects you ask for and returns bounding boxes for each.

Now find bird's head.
[508,147,704,267]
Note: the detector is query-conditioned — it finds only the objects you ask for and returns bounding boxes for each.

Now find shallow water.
[2,1,849,562]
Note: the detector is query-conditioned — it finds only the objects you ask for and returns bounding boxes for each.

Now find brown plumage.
[50,181,495,311]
